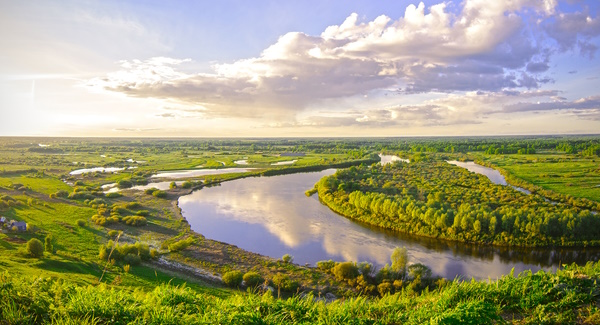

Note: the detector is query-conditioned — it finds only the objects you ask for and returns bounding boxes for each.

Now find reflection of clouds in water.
[179,171,600,279]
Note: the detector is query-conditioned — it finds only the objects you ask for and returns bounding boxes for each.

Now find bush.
[125,202,141,209]
[152,190,167,198]
[122,216,147,226]
[317,260,336,271]
[272,273,299,292]
[222,271,243,288]
[123,253,142,266]
[181,181,192,189]
[105,192,122,198]
[332,262,359,280]
[117,179,133,189]
[243,271,263,287]
[145,188,159,195]
[282,254,293,264]
[169,182,177,189]
[76,219,86,227]
[53,190,69,198]
[168,237,195,252]
[108,230,120,237]
[44,235,53,253]
[26,238,44,258]
[408,263,432,280]
[377,281,393,296]
[136,210,150,217]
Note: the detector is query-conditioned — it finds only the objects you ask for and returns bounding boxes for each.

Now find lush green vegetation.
[314,161,600,246]
[2,262,600,324]
[1,136,600,323]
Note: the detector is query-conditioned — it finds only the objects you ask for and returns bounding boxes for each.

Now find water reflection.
[179,169,600,279]
[70,167,125,175]
[447,160,532,194]
[151,168,254,179]
[379,154,409,165]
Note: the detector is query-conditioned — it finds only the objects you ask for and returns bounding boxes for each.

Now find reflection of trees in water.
[353,219,600,268]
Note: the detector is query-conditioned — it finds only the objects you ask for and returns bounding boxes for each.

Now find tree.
[44,234,53,253]
[391,247,408,277]
[282,254,293,264]
[27,238,44,258]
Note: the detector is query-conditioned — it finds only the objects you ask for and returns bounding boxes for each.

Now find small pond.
[151,168,254,179]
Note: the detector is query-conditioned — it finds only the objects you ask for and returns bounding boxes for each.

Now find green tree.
[391,247,408,277]
[44,234,53,253]
[27,238,44,258]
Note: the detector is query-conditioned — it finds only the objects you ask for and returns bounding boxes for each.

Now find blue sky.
[1,0,599,136]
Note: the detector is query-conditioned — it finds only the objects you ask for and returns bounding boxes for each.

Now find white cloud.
[87,0,600,129]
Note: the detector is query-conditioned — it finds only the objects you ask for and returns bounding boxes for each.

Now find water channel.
[179,157,600,279]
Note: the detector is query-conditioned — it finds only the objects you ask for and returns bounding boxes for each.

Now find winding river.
[179,159,600,280]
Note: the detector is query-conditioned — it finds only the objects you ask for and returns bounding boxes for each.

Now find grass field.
[478,153,600,202]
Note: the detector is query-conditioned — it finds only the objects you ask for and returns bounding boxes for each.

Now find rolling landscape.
[2,1,600,324]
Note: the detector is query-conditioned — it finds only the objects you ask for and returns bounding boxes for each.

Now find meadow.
[1,136,599,323]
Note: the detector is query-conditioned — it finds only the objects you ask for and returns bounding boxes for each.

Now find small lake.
[70,167,125,175]
[103,181,188,193]
[179,169,600,280]
[151,168,254,179]
[271,160,297,166]
[379,154,409,165]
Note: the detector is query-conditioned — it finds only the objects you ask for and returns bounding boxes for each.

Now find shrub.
[145,188,159,195]
[125,202,141,209]
[152,190,167,198]
[117,179,133,189]
[123,253,142,266]
[53,190,69,198]
[316,260,336,271]
[169,182,177,189]
[168,237,195,252]
[377,281,393,296]
[272,274,299,292]
[357,262,374,276]
[332,262,359,280]
[222,271,243,288]
[282,254,293,264]
[391,247,408,276]
[44,235,53,253]
[243,271,263,287]
[26,238,44,258]
[76,219,86,227]
[408,263,432,280]
[181,181,192,189]
[108,230,120,237]
[122,216,147,226]
[105,192,122,198]
[136,210,150,217]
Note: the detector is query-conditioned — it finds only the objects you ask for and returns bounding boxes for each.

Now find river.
[179,162,600,280]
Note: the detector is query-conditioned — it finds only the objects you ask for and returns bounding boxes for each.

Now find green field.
[1,136,600,323]
[478,154,600,203]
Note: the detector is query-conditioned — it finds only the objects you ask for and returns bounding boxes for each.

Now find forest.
[314,160,600,247]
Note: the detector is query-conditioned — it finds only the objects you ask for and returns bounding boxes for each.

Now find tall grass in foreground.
[1,262,600,324]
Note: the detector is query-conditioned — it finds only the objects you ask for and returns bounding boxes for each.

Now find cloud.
[543,9,600,57]
[88,0,599,123]
[113,127,161,132]
[502,95,600,114]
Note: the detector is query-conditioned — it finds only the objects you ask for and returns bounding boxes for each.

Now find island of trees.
[314,160,600,247]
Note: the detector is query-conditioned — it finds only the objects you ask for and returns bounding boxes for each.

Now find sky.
[1,0,600,137]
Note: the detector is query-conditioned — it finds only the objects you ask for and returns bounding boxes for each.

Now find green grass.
[479,153,600,202]
[1,262,599,324]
